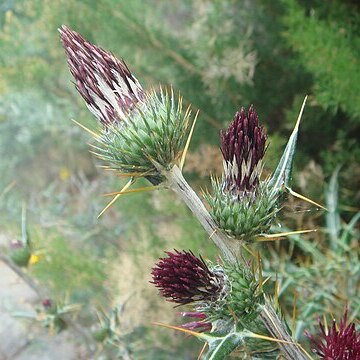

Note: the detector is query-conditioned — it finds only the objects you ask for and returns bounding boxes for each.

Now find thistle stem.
[164,165,240,264]
[259,299,309,360]
[164,165,309,360]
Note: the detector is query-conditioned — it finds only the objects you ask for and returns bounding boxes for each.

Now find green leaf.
[11,310,37,319]
[325,166,341,250]
[203,332,244,360]
[268,96,307,197]
[340,211,360,246]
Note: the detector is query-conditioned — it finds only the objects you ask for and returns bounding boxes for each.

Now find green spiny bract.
[240,310,280,359]
[203,265,279,358]
[206,178,280,242]
[201,263,262,325]
[225,264,261,317]
[94,89,192,184]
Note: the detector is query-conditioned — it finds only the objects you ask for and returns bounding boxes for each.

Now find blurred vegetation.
[0,0,359,358]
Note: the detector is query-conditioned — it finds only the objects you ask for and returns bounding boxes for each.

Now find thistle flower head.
[60,26,193,181]
[59,25,143,127]
[220,105,266,197]
[151,250,225,305]
[306,309,360,360]
[206,106,278,241]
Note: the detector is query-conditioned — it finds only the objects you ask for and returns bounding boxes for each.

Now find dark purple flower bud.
[178,312,212,333]
[10,240,23,249]
[306,309,360,360]
[42,298,53,309]
[59,25,144,127]
[220,106,266,195]
[151,250,224,305]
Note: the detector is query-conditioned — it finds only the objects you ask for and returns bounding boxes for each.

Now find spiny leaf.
[203,333,243,360]
[268,96,307,196]
[103,185,162,197]
[325,166,341,250]
[152,322,213,341]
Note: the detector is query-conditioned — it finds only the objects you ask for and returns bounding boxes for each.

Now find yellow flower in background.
[59,167,70,181]
[29,254,40,265]
[29,252,45,266]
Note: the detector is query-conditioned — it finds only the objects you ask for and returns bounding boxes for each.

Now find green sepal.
[95,89,192,183]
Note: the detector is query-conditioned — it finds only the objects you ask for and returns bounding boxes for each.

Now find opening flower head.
[220,105,267,198]
[306,309,360,360]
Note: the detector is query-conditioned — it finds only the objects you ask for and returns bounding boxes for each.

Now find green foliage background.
[0,0,359,358]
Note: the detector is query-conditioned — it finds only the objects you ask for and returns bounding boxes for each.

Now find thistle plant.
[60,25,347,359]
[13,297,82,334]
[90,304,134,358]
[10,205,38,267]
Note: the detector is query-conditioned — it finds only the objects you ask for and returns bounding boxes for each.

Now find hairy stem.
[164,165,309,360]
[164,165,240,264]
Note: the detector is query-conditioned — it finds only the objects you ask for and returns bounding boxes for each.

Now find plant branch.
[164,165,241,264]
[163,166,310,360]
[259,298,309,360]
